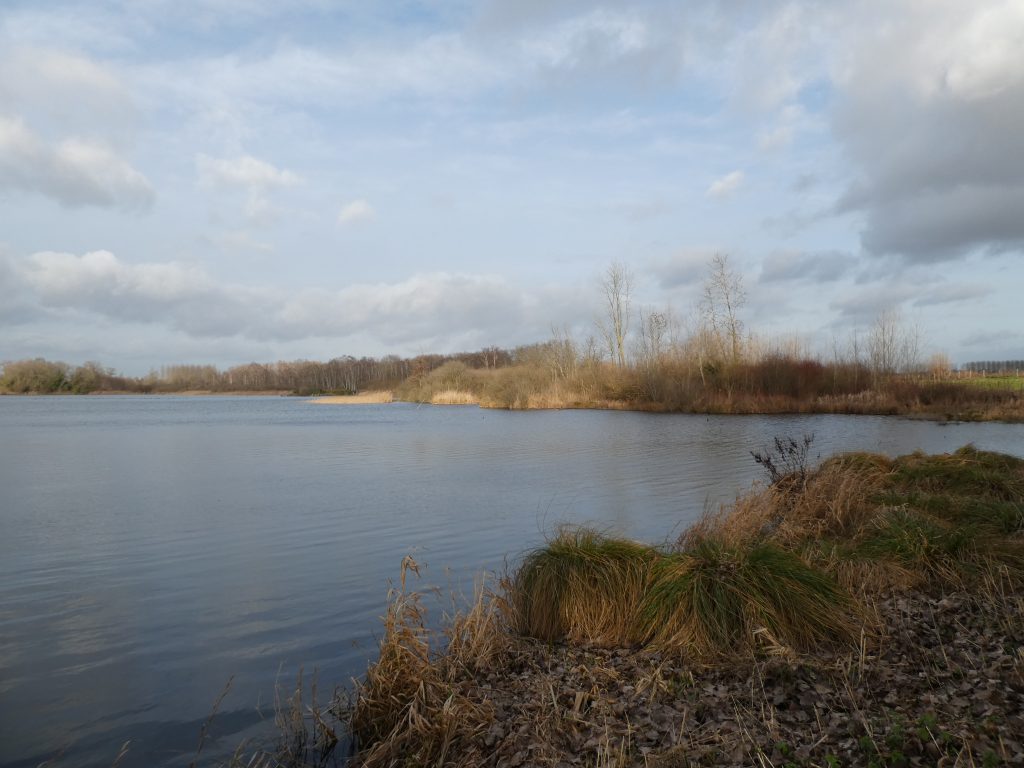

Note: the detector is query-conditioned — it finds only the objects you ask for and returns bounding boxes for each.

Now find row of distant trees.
[0,350,521,395]
[960,361,1024,374]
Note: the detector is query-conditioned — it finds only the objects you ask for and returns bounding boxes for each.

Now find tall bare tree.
[701,253,747,364]
[868,307,920,377]
[596,262,633,367]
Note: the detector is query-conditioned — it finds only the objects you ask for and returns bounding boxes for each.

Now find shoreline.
[3,388,1020,422]
[309,391,394,404]
[335,445,1024,767]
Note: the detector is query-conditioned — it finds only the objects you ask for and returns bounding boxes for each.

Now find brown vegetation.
[336,445,1024,767]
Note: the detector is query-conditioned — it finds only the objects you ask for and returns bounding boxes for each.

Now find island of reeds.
[244,442,1024,767]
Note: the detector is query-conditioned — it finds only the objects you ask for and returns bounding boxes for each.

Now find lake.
[1,396,1022,767]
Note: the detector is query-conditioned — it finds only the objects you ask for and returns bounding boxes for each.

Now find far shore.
[309,391,394,404]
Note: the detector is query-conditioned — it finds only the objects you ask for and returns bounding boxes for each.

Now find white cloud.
[10,250,555,349]
[197,154,300,188]
[23,250,213,303]
[0,116,153,209]
[0,47,133,123]
[706,170,744,198]
[338,199,375,224]
[196,153,300,225]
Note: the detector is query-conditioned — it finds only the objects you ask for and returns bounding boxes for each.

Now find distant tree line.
[960,361,1024,374]
[0,348,516,395]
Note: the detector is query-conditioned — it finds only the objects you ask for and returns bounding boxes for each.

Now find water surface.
[1,397,1021,766]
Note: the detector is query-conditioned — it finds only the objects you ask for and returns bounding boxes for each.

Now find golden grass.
[513,528,654,645]
[342,557,513,768]
[341,446,1024,766]
[309,391,393,404]
[512,528,858,657]
[428,389,479,405]
[687,446,1024,594]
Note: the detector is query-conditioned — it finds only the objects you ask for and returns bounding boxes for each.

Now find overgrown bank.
[4,352,1022,422]
[394,357,1024,422]
[330,445,1024,767]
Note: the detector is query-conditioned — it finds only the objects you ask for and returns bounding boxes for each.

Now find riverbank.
[309,391,394,404]
[335,445,1024,767]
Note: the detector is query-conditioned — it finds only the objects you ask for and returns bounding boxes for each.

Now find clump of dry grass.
[428,389,479,405]
[639,540,858,655]
[512,527,858,658]
[512,527,654,645]
[689,443,1024,594]
[341,557,513,768]
[341,446,1024,767]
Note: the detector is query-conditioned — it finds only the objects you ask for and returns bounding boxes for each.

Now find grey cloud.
[653,249,716,289]
[913,282,992,307]
[0,116,153,209]
[831,5,1024,261]
[12,250,556,350]
[759,250,851,284]
[855,184,1024,261]
[960,329,1024,349]
[829,284,916,324]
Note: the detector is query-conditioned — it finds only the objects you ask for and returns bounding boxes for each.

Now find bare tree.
[596,262,633,367]
[635,306,675,371]
[868,307,921,377]
[701,253,747,364]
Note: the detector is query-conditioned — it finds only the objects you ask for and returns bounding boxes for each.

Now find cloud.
[521,9,652,71]
[913,282,992,307]
[829,284,918,323]
[197,153,300,225]
[653,249,716,289]
[829,1,1024,260]
[0,47,135,133]
[0,116,153,209]
[960,328,1024,349]
[197,154,300,188]
[10,250,554,350]
[706,170,743,198]
[759,250,851,284]
[338,199,375,224]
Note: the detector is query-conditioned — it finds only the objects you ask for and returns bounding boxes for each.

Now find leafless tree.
[868,307,921,377]
[596,262,633,367]
[701,253,747,364]
[635,306,675,371]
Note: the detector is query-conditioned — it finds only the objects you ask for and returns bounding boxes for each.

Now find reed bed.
[428,389,479,405]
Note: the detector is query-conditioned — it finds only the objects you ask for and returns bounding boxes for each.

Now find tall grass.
[639,540,857,654]
[511,528,857,657]
[691,444,1024,593]
[513,528,654,644]
[343,445,1024,765]
[342,557,512,768]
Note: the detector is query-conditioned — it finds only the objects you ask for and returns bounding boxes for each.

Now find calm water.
[1,397,1022,767]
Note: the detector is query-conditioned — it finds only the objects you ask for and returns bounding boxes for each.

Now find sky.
[1,0,1022,375]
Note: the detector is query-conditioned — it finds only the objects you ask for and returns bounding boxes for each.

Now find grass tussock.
[639,540,857,654]
[342,556,513,768]
[513,528,654,645]
[512,528,857,657]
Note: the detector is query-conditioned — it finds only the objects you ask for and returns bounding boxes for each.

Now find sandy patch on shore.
[310,391,394,404]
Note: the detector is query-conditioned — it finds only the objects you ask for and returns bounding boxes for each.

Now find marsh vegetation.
[328,444,1024,767]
